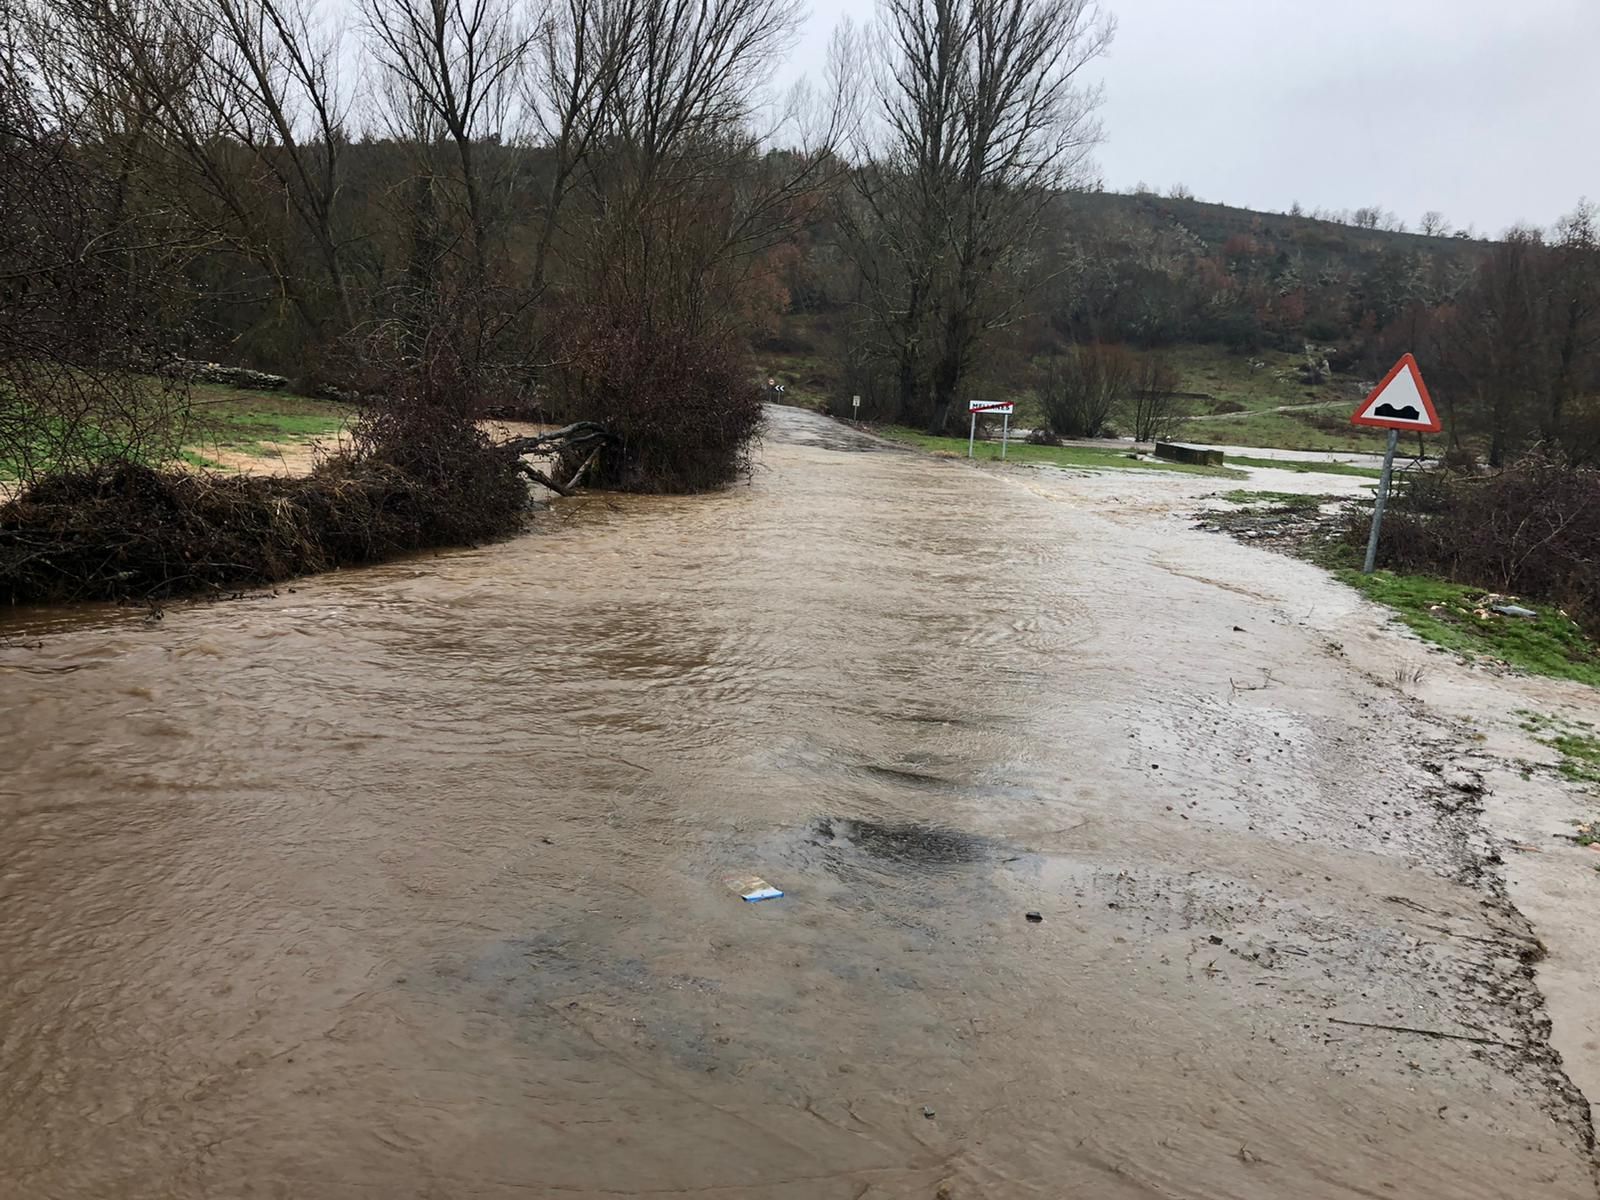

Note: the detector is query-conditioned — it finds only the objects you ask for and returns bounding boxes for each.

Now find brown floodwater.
[1,407,1593,1199]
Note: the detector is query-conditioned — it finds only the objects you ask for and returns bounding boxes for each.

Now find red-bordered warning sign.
[1351,353,1442,432]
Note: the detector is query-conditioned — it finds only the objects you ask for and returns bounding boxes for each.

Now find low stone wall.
[175,360,290,390]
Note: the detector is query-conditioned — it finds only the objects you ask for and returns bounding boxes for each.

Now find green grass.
[1517,712,1600,789]
[186,385,348,457]
[2,415,185,480]
[1225,454,1384,479]
[760,352,834,412]
[178,449,229,471]
[1337,570,1600,687]
[1181,405,1400,454]
[5,380,348,480]
[1220,489,1327,509]
[1164,344,1350,414]
[881,426,1245,477]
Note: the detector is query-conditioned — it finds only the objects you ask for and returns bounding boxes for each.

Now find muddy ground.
[1,405,1596,1198]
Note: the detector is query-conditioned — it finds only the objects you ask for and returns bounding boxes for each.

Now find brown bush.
[554,306,764,493]
[1355,458,1600,635]
[1,452,528,606]
[1439,445,1480,474]
[1037,343,1134,438]
[1,405,530,605]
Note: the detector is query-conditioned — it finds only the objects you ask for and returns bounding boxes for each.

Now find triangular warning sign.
[1351,353,1441,432]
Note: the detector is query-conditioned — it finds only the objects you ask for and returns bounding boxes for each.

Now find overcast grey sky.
[786,0,1600,235]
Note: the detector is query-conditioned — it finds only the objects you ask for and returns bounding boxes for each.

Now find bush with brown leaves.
[1355,457,1600,636]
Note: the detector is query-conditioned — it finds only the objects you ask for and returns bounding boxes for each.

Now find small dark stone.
[1025,911,1043,923]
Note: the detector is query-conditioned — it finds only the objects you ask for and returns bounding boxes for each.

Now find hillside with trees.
[770,186,1598,465]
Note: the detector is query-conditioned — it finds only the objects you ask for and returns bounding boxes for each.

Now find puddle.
[809,817,997,867]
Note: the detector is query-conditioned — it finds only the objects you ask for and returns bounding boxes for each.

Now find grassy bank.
[1225,454,1383,479]
[186,385,349,460]
[880,426,1245,477]
[1180,406,1399,454]
[3,382,349,482]
[1336,569,1600,687]
[1162,345,1349,413]
[1220,489,1329,509]
[1518,712,1600,788]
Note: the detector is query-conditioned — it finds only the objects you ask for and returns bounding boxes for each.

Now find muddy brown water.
[1,407,1593,1199]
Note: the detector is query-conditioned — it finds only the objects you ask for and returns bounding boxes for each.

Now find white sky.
[782,0,1600,235]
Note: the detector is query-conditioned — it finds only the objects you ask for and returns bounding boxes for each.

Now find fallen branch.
[519,463,575,497]
[564,444,605,491]
[1229,669,1277,695]
[1325,1016,1519,1049]
[502,422,614,457]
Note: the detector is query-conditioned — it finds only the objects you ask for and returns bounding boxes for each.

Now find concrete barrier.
[1153,442,1225,467]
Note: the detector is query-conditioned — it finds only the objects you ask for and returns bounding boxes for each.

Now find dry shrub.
[1037,343,1134,438]
[2,350,530,605]
[1356,457,1600,635]
[0,447,529,606]
[346,392,527,546]
[555,306,763,493]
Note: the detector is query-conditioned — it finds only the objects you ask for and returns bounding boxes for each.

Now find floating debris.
[724,873,784,902]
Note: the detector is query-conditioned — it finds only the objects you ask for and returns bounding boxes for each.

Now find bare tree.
[33,0,363,338]
[1441,230,1546,465]
[1546,200,1600,443]
[362,0,535,281]
[840,0,1112,431]
[0,22,194,483]
[1125,354,1184,442]
[202,0,358,326]
[546,0,851,488]
[1419,210,1450,238]
[523,0,640,294]
[1036,342,1131,439]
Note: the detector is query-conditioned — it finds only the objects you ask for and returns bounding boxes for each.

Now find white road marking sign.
[969,400,1015,415]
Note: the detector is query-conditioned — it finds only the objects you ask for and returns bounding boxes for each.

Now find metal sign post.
[852,394,861,422]
[1363,429,1400,574]
[968,411,977,458]
[1001,411,1010,459]
[1349,354,1442,575]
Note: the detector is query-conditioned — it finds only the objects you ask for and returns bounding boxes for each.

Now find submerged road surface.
[2,406,1594,1198]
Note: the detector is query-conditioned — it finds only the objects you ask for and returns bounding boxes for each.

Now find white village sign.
[968,399,1015,459]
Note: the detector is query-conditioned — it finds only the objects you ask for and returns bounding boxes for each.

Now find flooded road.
[2,406,1594,1198]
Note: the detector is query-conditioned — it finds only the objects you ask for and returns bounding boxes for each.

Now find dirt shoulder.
[1010,450,1600,1138]
[181,419,555,479]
